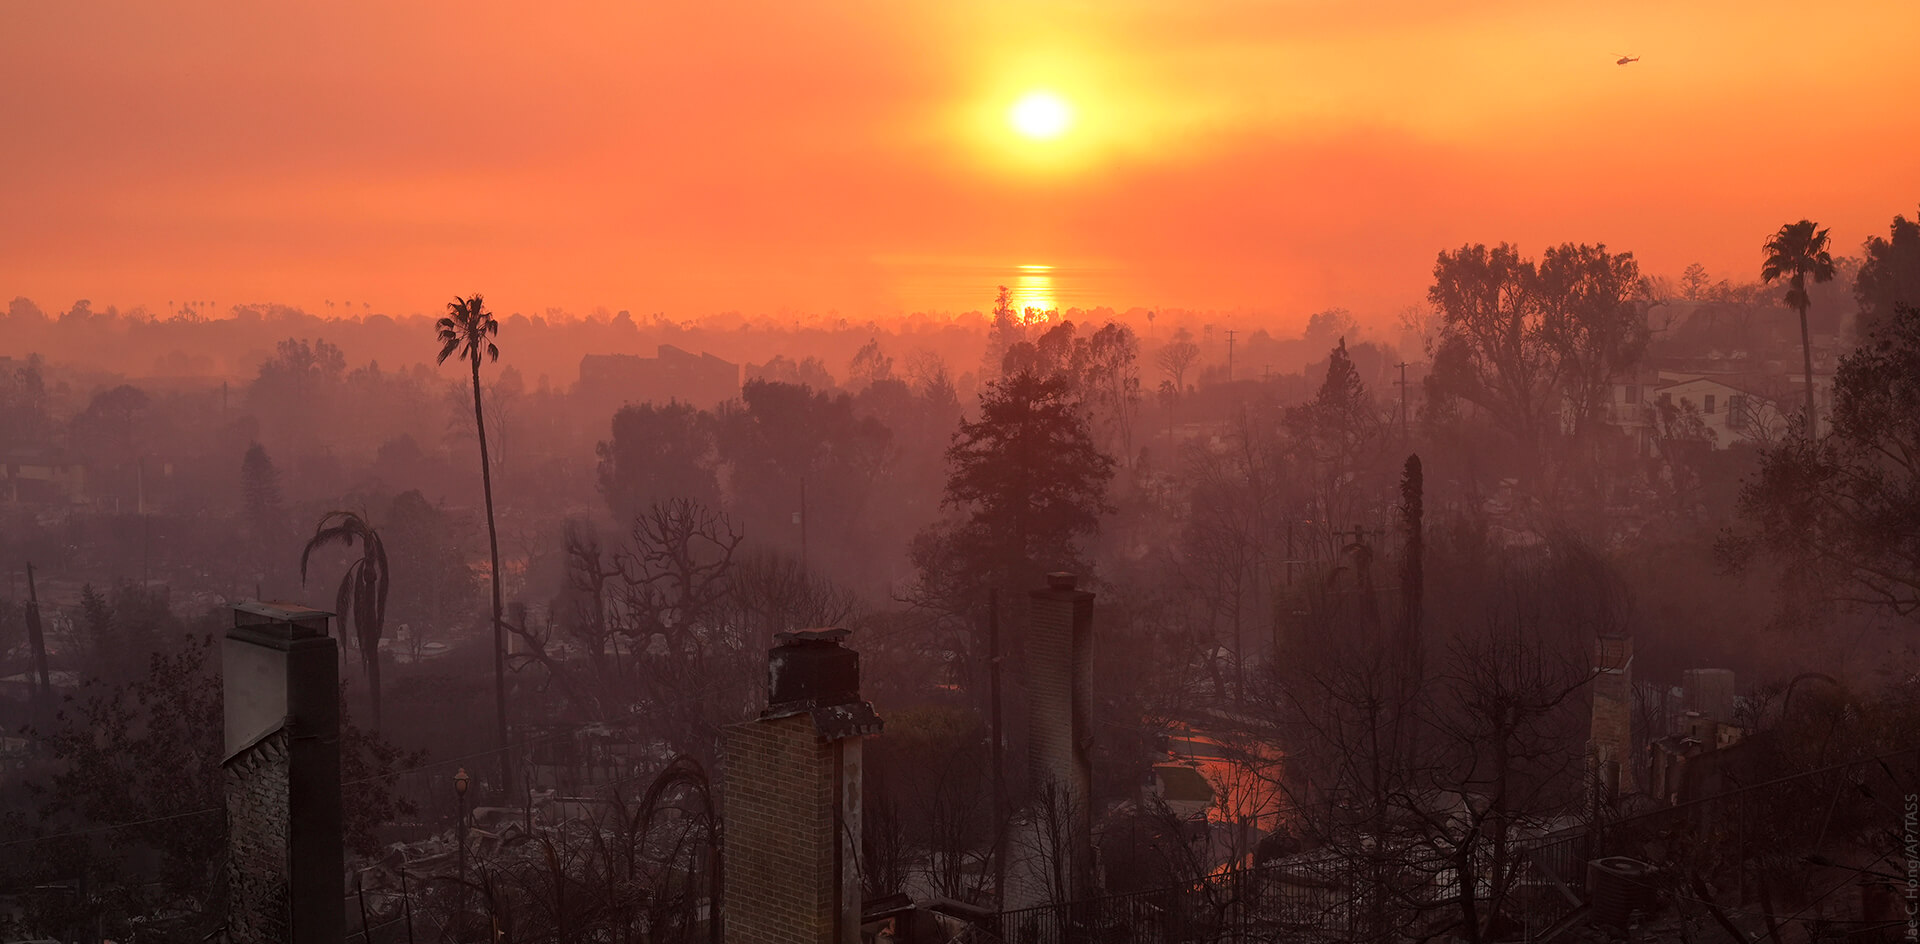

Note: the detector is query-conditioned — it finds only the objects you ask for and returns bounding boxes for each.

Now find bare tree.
[729,549,859,652]
[1013,781,1090,911]
[1157,327,1201,397]
[1260,527,1616,944]
[436,755,723,943]
[506,500,759,761]
[1263,550,1428,944]
[1412,537,1615,944]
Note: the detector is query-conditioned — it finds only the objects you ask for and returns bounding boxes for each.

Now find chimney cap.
[774,627,850,647]
[233,601,333,638]
[1046,572,1078,591]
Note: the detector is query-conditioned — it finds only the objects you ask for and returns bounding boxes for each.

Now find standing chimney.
[1683,668,1736,726]
[1027,572,1096,901]
[1588,634,1635,800]
[724,628,882,944]
[222,602,343,944]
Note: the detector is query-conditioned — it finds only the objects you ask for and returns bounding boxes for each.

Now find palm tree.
[1762,220,1837,437]
[437,293,510,790]
[300,511,389,730]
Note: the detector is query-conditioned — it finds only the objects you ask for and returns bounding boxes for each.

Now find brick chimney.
[1588,634,1634,800]
[1027,572,1095,901]
[222,602,343,944]
[724,628,882,944]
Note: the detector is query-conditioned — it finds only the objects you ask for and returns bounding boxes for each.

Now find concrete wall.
[1027,574,1095,901]
[1589,634,1635,797]
[1684,668,1737,724]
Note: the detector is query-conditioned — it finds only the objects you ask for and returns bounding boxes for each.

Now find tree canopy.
[912,370,1116,611]
[596,399,722,524]
[717,379,890,563]
[1855,207,1920,339]
[1761,219,1836,434]
[1425,241,1645,467]
[1722,303,1920,621]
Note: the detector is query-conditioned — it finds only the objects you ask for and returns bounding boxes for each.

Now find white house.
[1649,376,1790,449]
[1599,372,1798,454]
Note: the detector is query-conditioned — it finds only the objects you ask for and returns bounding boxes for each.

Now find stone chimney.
[1588,634,1634,800]
[724,628,882,944]
[1683,668,1736,725]
[1027,572,1096,902]
[222,602,343,944]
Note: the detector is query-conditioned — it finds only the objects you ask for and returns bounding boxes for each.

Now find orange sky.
[2,0,1916,329]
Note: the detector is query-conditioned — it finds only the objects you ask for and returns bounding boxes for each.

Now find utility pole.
[140,456,150,585]
[1340,524,1386,626]
[25,562,50,720]
[1233,593,1245,710]
[1225,328,1237,384]
[1275,522,1310,667]
[988,588,1007,912]
[798,476,808,571]
[1283,520,1304,587]
[1394,362,1410,444]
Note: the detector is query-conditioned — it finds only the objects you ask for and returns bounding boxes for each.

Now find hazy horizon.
[5,0,1917,327]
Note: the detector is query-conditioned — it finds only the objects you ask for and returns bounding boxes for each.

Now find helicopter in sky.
[1616,54,1640,65]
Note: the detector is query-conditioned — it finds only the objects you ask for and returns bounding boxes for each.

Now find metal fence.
[990,844,1592,944]
[987,747,1920,944]
[991,859,1365,944]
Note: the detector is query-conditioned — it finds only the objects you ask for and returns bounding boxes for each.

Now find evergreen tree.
[980,286,1027,381]
[847,337,895,390]
[240,442,282,533]
[1855,208,1920,339]
[910,370,1116,612]
[1722,304,1920,621]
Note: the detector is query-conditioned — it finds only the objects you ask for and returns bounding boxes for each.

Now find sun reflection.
[1012,265,1056,321]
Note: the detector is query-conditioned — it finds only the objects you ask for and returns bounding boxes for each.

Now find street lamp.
[454,767,470,937]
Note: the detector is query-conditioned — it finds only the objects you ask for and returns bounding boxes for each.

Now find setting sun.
[1008,91,1073,140]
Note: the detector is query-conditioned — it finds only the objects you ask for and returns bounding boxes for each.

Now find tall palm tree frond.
[1761,219,1837,438]
[299,509,389,729]
[299,511,375,581]
[438,295,501,368]
[1763,221,1838,293]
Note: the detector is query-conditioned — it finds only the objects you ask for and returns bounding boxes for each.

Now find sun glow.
[1008,91,1073,140]
[1012,264,1057,318]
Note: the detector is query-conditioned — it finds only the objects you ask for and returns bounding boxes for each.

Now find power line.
[1394,361,1410,443]
[341,726,579,788]
[0,806,222,849]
